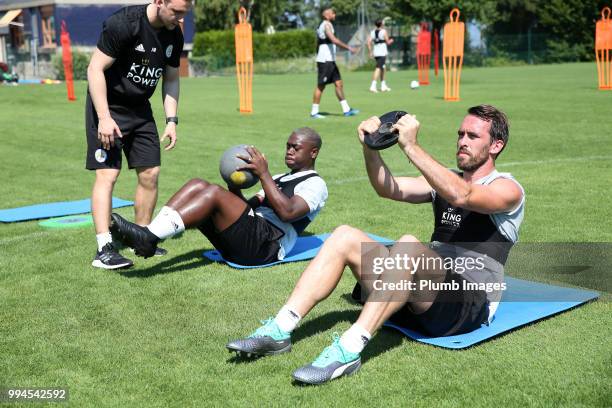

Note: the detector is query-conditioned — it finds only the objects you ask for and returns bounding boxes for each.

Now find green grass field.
[1,63,611,407]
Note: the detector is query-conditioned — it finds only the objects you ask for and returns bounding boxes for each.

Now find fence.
[2,26,581,79]
[190,24,571,77]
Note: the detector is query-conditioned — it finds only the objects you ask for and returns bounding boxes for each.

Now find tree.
[193,0,239,31]
[194,0,301,32]
[249,0,285,31]
[321,0,394,26]
[387,0,496,32]
[480,0,608,62]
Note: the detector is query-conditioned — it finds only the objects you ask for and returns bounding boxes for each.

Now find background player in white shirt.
[367,19,394,92]
[311,8,359,119]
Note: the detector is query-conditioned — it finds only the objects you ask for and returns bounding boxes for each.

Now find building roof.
[0,1,148,12]
[0,7,20,25]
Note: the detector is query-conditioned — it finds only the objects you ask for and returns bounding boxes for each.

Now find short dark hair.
[467,104,510,157]
[375,19,383,28]
[294,127,322,149]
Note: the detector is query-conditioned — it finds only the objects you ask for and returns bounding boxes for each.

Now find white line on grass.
[0,231,52,246]
[499,155,612,168]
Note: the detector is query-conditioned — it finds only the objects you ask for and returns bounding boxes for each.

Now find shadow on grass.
[292,309,361,343]
[288,308,405,386]
[226,352,266,364]
[291,297,406,362]
[363,327,405,363]
[118,249,213,278]
[224,310,363,364]
[318,111,343,117]
[225,301,405,367]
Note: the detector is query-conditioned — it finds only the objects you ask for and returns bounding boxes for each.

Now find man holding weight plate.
[227,104,525,385]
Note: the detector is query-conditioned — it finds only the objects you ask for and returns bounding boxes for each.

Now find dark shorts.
[387,269,489,337]
[374,56,386,69]
[317,62,341,85]
[198,206,284,266]
[352,269,489,337]
[85,94,160,170]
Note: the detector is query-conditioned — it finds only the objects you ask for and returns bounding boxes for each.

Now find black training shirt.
[96,5,184,106]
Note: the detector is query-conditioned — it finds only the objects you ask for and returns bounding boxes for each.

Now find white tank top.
[316,21,336,63]
[478,170,525,244]
[370,29,388,57]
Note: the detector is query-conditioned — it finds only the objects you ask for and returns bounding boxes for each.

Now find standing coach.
[86,0,192,269]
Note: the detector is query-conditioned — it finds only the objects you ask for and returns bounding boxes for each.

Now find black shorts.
[198,206,284,266]
[374,56,386,69]
[387,269,489,337]
[317,62,341,85]
[85,94,160,170]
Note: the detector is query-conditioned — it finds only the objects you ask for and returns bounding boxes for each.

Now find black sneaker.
[110,213,160,258]
[153,247,168,256]
[129,247,168,256]
[92,243,133,270]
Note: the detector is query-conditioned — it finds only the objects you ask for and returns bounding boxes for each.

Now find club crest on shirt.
[94,149,107,163]
[166,45,173,58]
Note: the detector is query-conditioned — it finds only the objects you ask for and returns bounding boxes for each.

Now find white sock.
[311,104,319,116]
[381,81,388,88]
[274,305,302,333]
[96,232,112,252]
[339,323,371,354]
[340,99,350,113]
[370,80,377,89]
[147,206,185,240]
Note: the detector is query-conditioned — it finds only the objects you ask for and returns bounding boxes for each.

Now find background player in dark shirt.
[86,0,192,269]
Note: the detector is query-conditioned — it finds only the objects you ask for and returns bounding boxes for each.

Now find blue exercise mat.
[203,233,395,269]
[384,277,599,349]
[0,197,134,223]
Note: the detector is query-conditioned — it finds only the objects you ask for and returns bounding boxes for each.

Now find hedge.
[52,51,91,81]
[192,29,315,64]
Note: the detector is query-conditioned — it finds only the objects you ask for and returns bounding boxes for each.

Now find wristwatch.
[166,116,179,125]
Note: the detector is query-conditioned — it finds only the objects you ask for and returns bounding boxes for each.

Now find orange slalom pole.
[235,7,253,113]
[595,7,612,90]
[60,21,76,101]
[434,29,439,77]
[442,8,464,101]
[416,23,431,85]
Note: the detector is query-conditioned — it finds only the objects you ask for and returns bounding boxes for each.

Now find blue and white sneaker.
[226,318,292,357]
[343,108,360,117]
[292,333,361,385]
[311,113,326,119]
